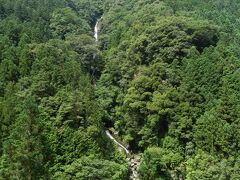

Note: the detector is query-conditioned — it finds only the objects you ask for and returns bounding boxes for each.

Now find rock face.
[128,155,141,180]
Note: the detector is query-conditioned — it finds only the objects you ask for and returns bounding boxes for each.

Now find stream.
[94,18,140,180]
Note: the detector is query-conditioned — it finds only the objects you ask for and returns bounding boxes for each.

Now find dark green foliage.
[53,156,128,180]
[0,96,47,179]
[96,0,240,179]
[0,0,126,179]
[139,147,183,180]
[1,0,240,179]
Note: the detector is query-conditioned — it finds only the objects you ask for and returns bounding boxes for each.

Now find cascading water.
[93,18,140,180]
[92,18,101,81]
[105,130,140,179]
[105,130,130,155]
[94,20,100,41]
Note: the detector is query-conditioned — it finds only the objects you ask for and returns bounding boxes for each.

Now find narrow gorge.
[94,18,141,180]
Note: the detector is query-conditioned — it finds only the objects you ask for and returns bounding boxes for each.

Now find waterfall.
[94,20,100,41]
[93,19,100,61]
[105,130,130,155]
[94,17,140,180]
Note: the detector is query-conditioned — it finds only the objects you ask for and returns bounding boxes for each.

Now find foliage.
[96,0,240,179]
[53,156,128,180]
[1,0,240,179]
[0,0,127,179]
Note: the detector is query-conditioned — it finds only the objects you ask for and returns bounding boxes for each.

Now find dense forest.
[0,0,240,179]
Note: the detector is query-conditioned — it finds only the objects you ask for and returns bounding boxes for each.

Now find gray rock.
[135,156,141,161]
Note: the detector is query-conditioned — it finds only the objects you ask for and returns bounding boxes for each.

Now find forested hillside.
[0,0,128,179]
[0,0,240,179]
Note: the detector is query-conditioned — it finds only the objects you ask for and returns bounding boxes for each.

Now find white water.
[94,20,99,41]
[94,18,138,179]
[105,130,130,155]
[133,170,138,178]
